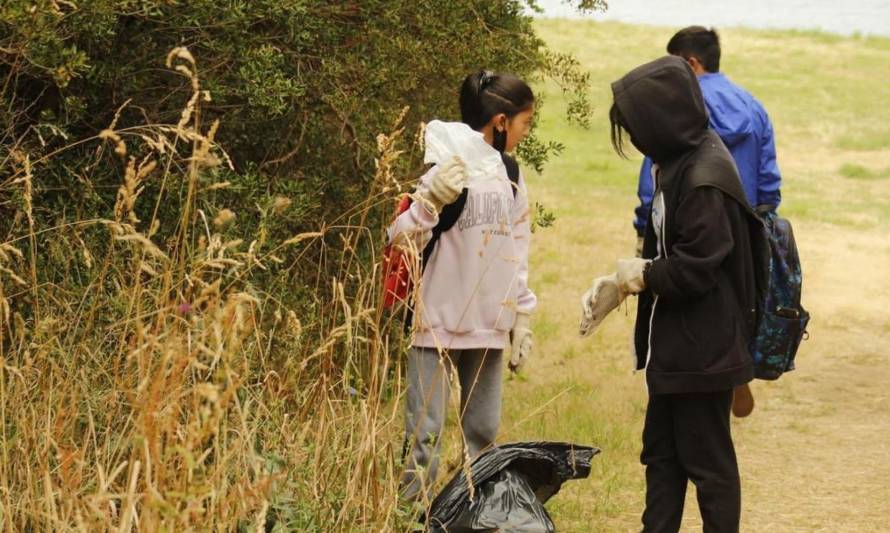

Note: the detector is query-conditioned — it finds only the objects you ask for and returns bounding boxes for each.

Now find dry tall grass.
[1,48,418,531]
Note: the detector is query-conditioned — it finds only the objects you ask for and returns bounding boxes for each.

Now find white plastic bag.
[424,120,504,185]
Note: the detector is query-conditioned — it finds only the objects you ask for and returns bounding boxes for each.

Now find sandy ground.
[528,219,890,532]
[718,223,890,532]
[499,168,890,532]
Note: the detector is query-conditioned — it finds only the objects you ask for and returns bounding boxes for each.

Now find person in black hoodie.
[593,55,763,532]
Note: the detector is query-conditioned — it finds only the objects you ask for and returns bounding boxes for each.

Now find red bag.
[382,195,413,309]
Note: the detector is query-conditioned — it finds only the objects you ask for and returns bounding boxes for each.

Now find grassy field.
[473,20,890,531]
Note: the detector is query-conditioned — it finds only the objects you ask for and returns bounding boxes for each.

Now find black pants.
[641,390,740,533]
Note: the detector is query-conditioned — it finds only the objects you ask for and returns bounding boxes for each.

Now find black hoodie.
[612,56,763,394]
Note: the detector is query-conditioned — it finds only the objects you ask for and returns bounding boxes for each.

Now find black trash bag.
[427,442,600,532]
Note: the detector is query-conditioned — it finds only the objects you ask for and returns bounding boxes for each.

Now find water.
[534,0,890,37]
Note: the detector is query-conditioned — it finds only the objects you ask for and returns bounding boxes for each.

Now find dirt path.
[503,204,890,531]
[508,19,890,531]
[678,222,890,531]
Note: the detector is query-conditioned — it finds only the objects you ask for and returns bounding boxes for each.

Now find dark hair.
[609,102,630,159]
[666,26,721,73]
[459,70,534,142]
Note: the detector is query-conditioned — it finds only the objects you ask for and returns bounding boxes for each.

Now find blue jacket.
[633,72,782,236]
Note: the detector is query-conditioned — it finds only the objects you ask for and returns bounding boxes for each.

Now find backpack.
[750,208,810,380]
[382,153,520,312]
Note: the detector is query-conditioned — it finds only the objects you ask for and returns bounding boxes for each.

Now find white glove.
[616,258,650,295]
[509,312,533,373]
[579,273,625,337]
[418,156,467,213]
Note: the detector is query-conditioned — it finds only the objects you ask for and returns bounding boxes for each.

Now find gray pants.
[400,346,503,501]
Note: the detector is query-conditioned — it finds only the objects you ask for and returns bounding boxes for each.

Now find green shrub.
[0,2,601,529]
[2,0,593,305]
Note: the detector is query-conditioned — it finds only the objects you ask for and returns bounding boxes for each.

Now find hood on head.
[611,55,709,163]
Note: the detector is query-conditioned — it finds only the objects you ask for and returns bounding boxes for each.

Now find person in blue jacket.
[634,26,782,250]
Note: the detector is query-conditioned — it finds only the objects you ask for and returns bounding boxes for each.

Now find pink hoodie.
[387,162,536,350]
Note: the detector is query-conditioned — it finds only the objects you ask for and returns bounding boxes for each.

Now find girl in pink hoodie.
[391,70,537,502]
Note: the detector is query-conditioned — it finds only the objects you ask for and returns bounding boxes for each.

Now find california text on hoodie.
[387,155,536,350]
[612,55,761,395]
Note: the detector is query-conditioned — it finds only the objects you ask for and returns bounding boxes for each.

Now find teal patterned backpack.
[750,209,810,380]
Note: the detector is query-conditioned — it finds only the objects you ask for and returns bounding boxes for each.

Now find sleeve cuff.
[414,197,440,226]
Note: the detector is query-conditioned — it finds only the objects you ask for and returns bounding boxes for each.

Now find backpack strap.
[501,152,521,194]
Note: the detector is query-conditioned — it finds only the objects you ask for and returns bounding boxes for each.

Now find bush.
[2,0,590,233]
[0,1,600,529]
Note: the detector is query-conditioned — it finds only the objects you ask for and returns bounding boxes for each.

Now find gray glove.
[417,155,467,213]
[755,204,777,216]
[579,273,625,337]
[509,312,533,373]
